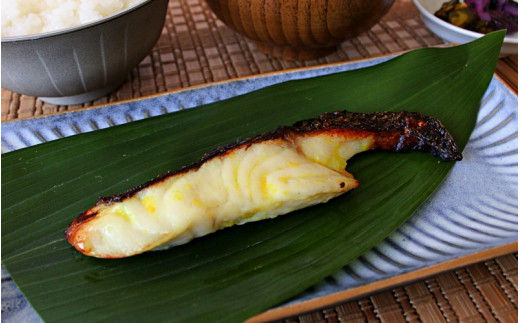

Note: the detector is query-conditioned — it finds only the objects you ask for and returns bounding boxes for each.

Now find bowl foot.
[39,81,124,105]
[255,42,337,60]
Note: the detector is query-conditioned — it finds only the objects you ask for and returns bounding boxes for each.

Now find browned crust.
[294,110,463,161]
[66,203,106,254]
[66,110,462,234]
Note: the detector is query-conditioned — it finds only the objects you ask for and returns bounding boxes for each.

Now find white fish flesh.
[66,111,462,258]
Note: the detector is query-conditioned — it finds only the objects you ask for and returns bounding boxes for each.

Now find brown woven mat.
[2,0,449,121]
[277,253,518,323]
[1,0,518,321]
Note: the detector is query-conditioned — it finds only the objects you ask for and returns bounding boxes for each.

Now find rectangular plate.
[2,55,518,322]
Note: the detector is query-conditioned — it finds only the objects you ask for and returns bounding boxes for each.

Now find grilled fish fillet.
[66,111,462,258]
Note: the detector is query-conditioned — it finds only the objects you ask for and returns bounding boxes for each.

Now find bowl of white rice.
[1,0,169,105]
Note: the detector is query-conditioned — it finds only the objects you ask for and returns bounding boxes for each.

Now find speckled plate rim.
[1,52,518,322]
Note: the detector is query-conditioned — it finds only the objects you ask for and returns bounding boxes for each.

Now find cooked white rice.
[1,0,147,37]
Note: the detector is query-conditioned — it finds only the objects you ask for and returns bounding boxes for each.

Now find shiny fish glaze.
[66,111,462,258]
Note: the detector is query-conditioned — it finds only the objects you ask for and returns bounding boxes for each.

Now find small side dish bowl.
[1,0,169,105]
[413,0,518,56]
[204,0,396,60]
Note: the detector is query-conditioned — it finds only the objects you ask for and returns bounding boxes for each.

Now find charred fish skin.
[66,110,462,258]
[291,111,462,162]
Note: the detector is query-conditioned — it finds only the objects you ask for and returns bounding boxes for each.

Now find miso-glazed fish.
[66,111,462,258]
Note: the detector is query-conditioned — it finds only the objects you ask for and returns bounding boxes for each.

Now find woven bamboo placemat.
[1,0,517,321]
[1,0,457,121]
[275,252,518,323]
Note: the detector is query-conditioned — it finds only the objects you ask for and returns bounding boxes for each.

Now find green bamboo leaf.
[2,31,504,322]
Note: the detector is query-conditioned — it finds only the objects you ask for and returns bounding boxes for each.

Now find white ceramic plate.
[2,56,518,322]
[413,0,518,56]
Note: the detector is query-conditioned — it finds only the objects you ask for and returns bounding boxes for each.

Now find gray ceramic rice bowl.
[1,0,169,105]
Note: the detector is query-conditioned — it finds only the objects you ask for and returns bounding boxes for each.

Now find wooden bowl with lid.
[205,0,396,60]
